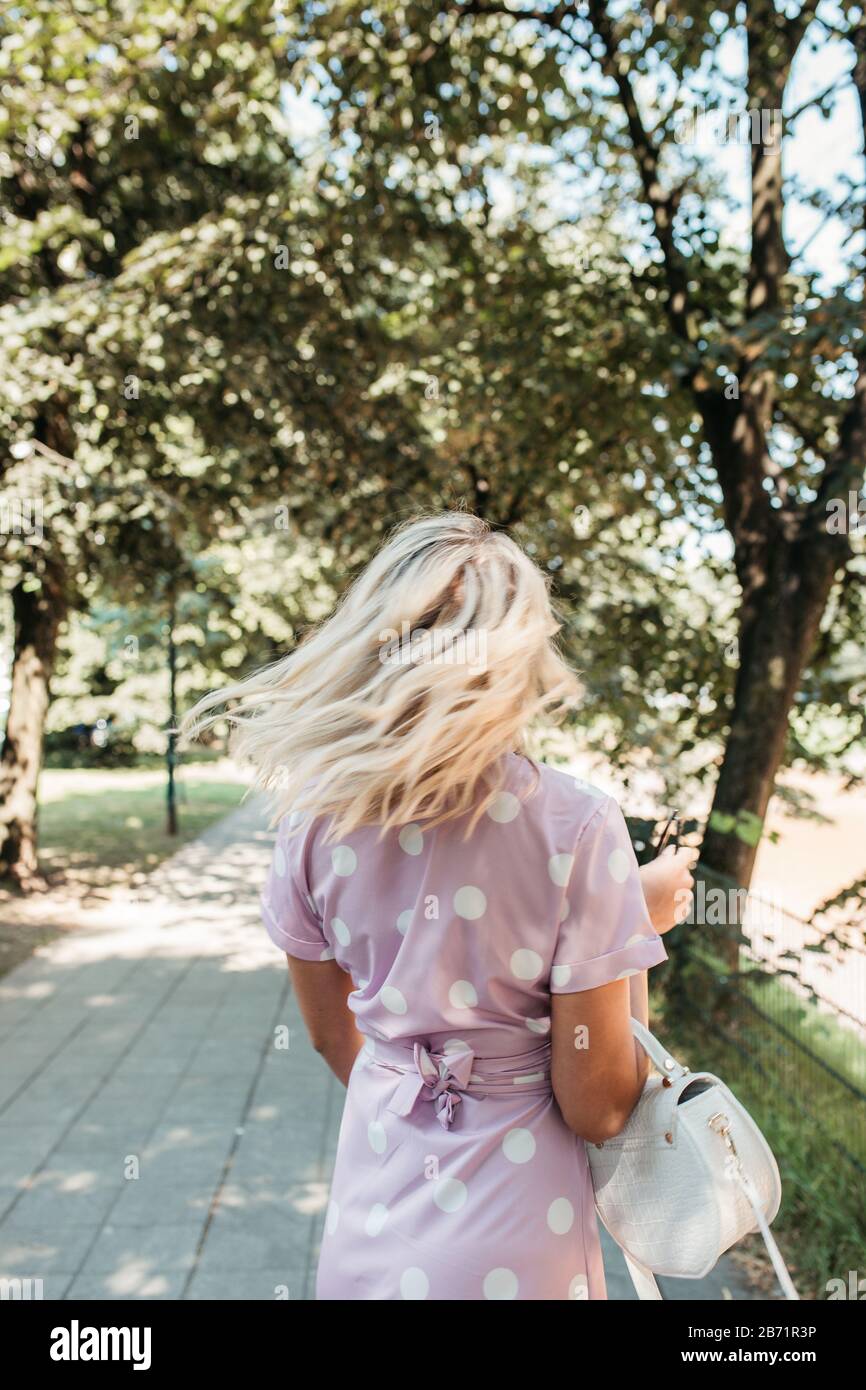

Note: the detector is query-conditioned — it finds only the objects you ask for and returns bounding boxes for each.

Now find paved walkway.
[0,800,758,1300]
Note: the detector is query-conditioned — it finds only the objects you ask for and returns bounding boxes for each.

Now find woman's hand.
[639,847,698,935]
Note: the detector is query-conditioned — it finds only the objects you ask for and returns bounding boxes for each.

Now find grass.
[653,978,866,1300]
[0,762,248,977]
[740,968,866,1094]
[36,764,247,887]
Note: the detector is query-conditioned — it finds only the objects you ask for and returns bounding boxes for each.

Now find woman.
[183,512,695,1300]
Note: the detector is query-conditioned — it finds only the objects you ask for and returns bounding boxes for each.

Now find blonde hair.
[180,512,580,838]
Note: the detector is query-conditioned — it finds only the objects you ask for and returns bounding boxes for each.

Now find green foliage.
[282,0,866,789]
[708,807,765,847]
[0,0,862,803]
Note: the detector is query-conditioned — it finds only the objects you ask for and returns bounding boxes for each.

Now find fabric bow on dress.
[385,1041,476,1130]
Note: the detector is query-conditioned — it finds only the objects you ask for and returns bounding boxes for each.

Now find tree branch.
[786,75,851,124]
[584,0,694,346]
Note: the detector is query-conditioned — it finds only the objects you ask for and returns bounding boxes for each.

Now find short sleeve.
[549,795,668,993]
[260,817,329,961]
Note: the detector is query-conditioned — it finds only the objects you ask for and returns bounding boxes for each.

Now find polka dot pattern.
[547,1197,575,1235]
[365,1203,389,1237]
[510,948,544,981]
[483,1268,518,1300]
[487,791,520,823]
[367,1120,387,1154]
[526,1015,551,1035]
[331,845,357,877]
[400,1267,429,1300]
[433,1177,467,1213]
[607,847,630,883]
[379,985,407,1015]
[453,885,486,920]
[398,824,424,856]
[331,917,351,946]
[502,1128,536,1164]
[548,853,574,887]
[448,980,478,1010]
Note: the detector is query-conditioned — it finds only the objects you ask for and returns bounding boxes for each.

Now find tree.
[0,1,291,878]
[0,1,421,881]
[4,1,864,900]
[289,0,866,890]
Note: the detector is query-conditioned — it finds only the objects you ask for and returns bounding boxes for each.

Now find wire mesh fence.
[628,817,866,1181]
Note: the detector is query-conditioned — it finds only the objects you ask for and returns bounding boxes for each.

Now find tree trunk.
[0,578,66,886]
[701,535,842,946]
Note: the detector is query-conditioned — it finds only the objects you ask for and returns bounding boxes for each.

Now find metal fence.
[628,818,866,1182]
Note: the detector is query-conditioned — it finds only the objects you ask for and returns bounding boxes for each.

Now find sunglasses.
[653,809,681,858]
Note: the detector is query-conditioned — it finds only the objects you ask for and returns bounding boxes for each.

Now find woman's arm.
[287,956,365,1085]
[551,978,650,1144]
[553,849,696,1142]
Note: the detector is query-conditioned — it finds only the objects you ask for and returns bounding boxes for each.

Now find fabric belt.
[368,1037,553,1131]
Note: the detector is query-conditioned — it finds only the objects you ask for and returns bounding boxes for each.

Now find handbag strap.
[717,1131,801,1302]
[623,1253,663,1300]
[630,1017,690,1080]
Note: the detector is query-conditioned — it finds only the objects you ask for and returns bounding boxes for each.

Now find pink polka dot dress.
[260,754,668,1301]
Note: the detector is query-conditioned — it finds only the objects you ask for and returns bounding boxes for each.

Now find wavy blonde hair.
[180,512,580,838]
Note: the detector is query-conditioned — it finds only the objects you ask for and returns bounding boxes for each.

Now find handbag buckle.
[709,1110,743,1170]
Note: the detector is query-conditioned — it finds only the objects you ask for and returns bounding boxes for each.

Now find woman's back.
[261,752,667,1300]
[263,754,663,1057]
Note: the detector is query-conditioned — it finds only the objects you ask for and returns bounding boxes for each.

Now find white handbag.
[587,1019,799,1301]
